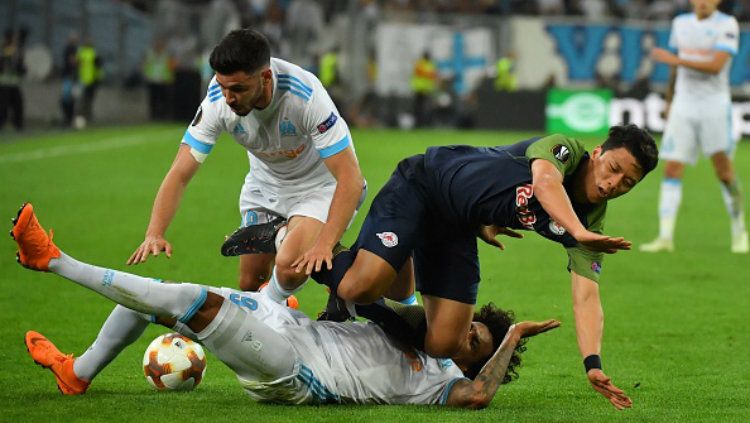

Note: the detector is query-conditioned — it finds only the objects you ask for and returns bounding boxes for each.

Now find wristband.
[583,354,602,373]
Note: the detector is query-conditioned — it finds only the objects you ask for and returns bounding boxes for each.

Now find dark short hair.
[465,303,526,383]
[209,28,270,75]
[601,124,659,177]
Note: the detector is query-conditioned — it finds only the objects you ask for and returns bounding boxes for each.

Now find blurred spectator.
[319,46,340,88]
[142,37,175,121]
[286,0,324,64]
[74,36,103,129]
[538,0,565,15]
[0,28,26,131]
[410,50,438,127]
[60,32,78,127]
[493,53,517,92]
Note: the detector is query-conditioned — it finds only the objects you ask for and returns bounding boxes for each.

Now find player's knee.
[424,335,463,358]
[337,273,387,304]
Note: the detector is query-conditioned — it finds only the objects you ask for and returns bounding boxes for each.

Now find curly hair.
[464,303,527,383]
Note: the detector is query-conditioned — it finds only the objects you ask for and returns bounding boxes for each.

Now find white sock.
[658,178,682,241]
[261,268,302,304]
[74,305,150,382]
[720,180,746,236]
[49,252,206,323]
[398,293,418,306]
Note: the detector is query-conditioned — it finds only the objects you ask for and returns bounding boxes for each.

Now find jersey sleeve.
[668,18,679,50]
[180,81,226,163]
[525,134,586,177]
[302,85,352,159]
[565,203,607,282]
[438,377,470,405]
[715,18,739,55]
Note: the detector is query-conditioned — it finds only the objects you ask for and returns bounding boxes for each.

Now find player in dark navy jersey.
[308,124,657,410]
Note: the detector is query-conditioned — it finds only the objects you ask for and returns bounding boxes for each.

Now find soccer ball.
[143,333,207,391]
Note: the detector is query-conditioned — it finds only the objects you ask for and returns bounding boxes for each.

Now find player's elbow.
[461,391,492,409]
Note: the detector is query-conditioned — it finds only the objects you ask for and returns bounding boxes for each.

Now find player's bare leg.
[421,295,474,357]
[337,249,398,304]
[710,152,748,253]
[641,160,684,252]
[238,253,274,291]
[384,258,418,305]
[262,215,323,302]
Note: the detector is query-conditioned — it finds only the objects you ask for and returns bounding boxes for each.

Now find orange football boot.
[11,203,60,271]
[258,282,299,309]
[25,331,89,395]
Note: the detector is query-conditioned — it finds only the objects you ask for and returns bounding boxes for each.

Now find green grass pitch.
[0,125,748,422]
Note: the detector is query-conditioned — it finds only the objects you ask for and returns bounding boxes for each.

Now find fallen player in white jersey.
[12,203,558,407]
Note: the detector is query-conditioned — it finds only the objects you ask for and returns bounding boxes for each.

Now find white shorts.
[660,100,735,165]
[238,180,367,228]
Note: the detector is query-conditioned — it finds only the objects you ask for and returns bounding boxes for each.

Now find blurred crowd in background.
[1,0,749,132]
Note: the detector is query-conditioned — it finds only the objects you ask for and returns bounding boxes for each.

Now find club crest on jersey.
[551,144,570,163]
[191,107,203,126]
[279,119,297,137]
[317,112,338,133]
[549,220,566,236]
[377,232,398,248]
[591,261,602,274]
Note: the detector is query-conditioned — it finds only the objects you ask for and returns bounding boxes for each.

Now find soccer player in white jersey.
[643,0,748,253]
[13,203,560,407]
[126,28,375,302]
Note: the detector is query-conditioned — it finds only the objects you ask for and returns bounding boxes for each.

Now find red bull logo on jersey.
[549,220,566,236]
[515,184,536,229]
[376,232,399,248]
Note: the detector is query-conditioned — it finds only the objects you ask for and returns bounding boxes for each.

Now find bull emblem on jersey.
[376,232,399,248]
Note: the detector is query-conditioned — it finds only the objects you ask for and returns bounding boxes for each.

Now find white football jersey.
[182,58,353,191]
[207,288,466,405]
[669,11,738,104]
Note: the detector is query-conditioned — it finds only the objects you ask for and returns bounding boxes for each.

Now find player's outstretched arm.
[445,319,560,409]
[531,159,630,253]
[571,271,632,410]
[651,47,731,76]
[127,145,201,265]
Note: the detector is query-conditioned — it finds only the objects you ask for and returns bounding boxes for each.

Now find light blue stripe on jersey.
[209,92,224,103]
[277,74,313,95]
[440,377,469,405]
[298,364,338,403]
[208,83,220,94]
[664,178,682,186]
[399,293,418,305]
[715,45,737,55]
[179,287,208,323]
[318,135,350,159]
[277,84,311,102]
[182,130,214,154]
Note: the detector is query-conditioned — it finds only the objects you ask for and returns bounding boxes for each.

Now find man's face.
[215,68,272,116]
[690,0,720,17]
[585,146,644,203]
[452,322,495,369]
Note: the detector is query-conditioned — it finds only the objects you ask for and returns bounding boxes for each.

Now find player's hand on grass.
[478,225,524,251]
[512,319,560,339]
[292,242,333,275]
[587,369,633,410]
[127,235,172,265]
[575,230,631,254]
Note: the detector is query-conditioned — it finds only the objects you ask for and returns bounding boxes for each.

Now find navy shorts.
[353,156,480,304]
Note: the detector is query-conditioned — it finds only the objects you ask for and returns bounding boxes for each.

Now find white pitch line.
[0,130,178,164]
